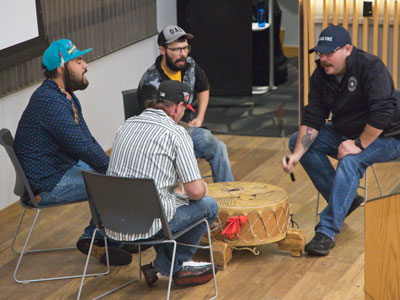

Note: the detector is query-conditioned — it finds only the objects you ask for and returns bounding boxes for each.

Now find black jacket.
[302,47,400,138]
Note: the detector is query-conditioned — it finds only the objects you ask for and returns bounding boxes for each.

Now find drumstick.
[285,156,296,182]
[279,122,296,182]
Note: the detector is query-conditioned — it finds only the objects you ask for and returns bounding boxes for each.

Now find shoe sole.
[77,239,132,266]
[305,243,335,256]
[174,270,214,287]
[141,266,159,286]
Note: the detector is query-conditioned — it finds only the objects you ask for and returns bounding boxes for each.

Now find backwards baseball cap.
[42,39,92,71]
[309,25,351,54]
[157,80,195,112]
[157,25,194,46]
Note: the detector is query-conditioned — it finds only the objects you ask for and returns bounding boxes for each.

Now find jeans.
[289,123,400,241]
[189,127,234,182]
[38,160,98,239]
[151,196,218,276]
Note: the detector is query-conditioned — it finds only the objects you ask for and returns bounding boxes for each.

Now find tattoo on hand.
[301,127,316,150]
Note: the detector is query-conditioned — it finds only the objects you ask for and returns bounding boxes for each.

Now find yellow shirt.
[161,65,182,82]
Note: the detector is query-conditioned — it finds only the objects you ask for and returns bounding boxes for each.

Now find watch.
[354,138,365,150]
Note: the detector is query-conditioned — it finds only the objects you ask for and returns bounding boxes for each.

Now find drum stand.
[203,228,306,270]
[277,228,306,257]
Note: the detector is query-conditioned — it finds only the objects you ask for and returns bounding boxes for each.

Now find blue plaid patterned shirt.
[14,79,109,194]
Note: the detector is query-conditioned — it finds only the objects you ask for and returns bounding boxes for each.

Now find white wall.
[279,0,299,46]
[0,0,177,210]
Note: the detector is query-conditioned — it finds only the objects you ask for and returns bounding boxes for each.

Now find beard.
[165,52,187,72]
[63,64,89,93]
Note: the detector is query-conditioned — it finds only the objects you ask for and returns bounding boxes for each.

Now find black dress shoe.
[346,195,364,217]
[76,238,132,266]
[305,232,335,256]
[173,262,217,287]
[141,263,159,286]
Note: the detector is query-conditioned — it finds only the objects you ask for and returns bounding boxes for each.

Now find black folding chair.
[78,171,218,300]
[122,88,141,120]
[0,128,109,283]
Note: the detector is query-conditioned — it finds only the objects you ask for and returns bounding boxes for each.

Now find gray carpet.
[203,57,298,137]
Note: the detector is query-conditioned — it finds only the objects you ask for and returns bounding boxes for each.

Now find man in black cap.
[107,80,218,287]
[137,25,234,183]
[282,25,400,256]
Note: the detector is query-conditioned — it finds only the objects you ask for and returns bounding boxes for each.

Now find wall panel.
[0,0,157,98]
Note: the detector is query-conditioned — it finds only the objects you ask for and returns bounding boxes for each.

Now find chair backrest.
[82,171,173,239]
[0,129,37,207]
[122,89,140,120]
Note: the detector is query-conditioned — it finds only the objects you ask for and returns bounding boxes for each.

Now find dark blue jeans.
[152,196,218,276]
[289,123,400,241]
[38,160,98,239]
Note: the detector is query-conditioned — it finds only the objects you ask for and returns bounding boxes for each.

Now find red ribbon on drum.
[221,216,248,239]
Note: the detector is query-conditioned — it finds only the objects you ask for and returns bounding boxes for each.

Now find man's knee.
[200,196,219,222]
[338,155,364,177]
[202,130,224,150]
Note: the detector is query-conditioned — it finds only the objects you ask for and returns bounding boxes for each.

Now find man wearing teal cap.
[14,39,133,266]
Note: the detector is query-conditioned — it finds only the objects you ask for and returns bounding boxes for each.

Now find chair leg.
[175,219,218,300]
[371,165,384,197]
[167,241,178,300]
[12,208,75,254]
[360,169,368,207]
[11,208,28,254]
[79,232,139,300]
[14,209,109,284]
[316,192,320,217]
[205,219,218,300]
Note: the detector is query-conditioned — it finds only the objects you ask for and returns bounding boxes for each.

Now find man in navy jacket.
[282,26,400,256]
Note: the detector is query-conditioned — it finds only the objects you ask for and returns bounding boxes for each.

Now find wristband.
[354,138,365,150]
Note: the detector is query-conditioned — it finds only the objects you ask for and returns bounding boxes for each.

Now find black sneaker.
[305,232,335,256]
[76,238,132,266]
[173,261,217,287]
[141,263,159,286]
[346,195,364,217]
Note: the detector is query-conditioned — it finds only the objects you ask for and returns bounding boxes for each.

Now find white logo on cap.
[183,92,189,103]
[319,36,333,41]
[160,92,166,97]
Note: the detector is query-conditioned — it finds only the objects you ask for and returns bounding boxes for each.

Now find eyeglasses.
[166,45,191,55]
[315,46,343,58]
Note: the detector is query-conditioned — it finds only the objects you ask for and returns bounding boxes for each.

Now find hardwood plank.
[1,135,399,299]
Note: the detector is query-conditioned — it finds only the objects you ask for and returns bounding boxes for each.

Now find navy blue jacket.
[303,47,400,138]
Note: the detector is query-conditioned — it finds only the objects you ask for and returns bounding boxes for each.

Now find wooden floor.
[1,135,399,300]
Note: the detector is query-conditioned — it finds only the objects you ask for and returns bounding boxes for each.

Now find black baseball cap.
[309,25,352,54]
[157,81,195,112]
[157,25,194,46]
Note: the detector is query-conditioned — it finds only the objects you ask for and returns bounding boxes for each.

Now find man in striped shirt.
[107,80,218,287]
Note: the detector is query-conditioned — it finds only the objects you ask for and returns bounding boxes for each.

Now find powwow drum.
[206,182,290,247]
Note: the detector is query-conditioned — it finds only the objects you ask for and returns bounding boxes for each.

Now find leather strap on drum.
[221,216,248,239]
